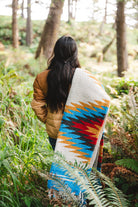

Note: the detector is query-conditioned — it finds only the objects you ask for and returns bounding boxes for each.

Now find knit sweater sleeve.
[31,75,47,124]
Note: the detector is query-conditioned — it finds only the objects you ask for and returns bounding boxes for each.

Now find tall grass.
[0,58,54,206]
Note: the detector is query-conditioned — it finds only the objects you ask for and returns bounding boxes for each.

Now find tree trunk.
[21,0,24,18]
[68,0,71,22]
[91,35,116,58]
[74,0,77,20]
[116,0,128,77]
[92,0,95,21]
[12,0,19,48]
[26,0,32,46]
[35,0,64,59]
[104,0,108,24]
[99,0,108,35]
[68,0,77,22]
[102,35,116,55]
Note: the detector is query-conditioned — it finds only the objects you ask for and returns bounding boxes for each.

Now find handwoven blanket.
[48,68,110,196]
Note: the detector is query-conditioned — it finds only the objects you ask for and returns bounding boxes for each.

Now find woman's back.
[46,35,80,113]
[31,35,81,140]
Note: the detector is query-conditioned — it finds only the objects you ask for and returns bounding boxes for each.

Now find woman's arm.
[31,75,48,123]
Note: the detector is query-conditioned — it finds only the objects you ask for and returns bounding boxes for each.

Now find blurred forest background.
[0,0,138,206]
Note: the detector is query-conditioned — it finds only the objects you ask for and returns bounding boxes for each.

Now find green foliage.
[0,55,131,206]
[113,177,137,207]
[0,15,137,206]
[0,60,52,206]
[115,159,138,173]
[115,78,138,95]
[102,76,138,206]
[35,153,129,207]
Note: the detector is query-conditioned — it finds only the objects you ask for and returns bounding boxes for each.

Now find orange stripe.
[64,99,110,115]
[95,100,110,108]
[87,125,101,137]
[85,70,103,89]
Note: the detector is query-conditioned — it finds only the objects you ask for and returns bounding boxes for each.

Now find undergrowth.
[0,15,137,206]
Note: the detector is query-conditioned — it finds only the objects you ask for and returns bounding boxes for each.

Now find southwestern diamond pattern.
[48,68,110,196]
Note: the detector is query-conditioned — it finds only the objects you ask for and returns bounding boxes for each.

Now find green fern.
[53,153,107,206]
[115,159,138,173]
[94,169,129,207]
[49,153,129,207]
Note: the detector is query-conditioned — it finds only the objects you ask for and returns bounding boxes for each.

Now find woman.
[31,35,81,150]
[32,36,110,201]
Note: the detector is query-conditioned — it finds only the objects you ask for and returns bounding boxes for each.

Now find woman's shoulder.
[34,69,50,92]
[36,69,50,80]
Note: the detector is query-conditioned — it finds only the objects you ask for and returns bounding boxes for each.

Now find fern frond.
[62,162,105,207]
[93,168,129,207]
[55,156,110,207]
[36,152,129,207]
[115,159,138,173]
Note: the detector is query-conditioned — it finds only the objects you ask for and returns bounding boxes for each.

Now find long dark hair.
[46,35,80,112]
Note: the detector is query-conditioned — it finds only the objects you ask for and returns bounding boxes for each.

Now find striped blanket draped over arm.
[48,68,110,196]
